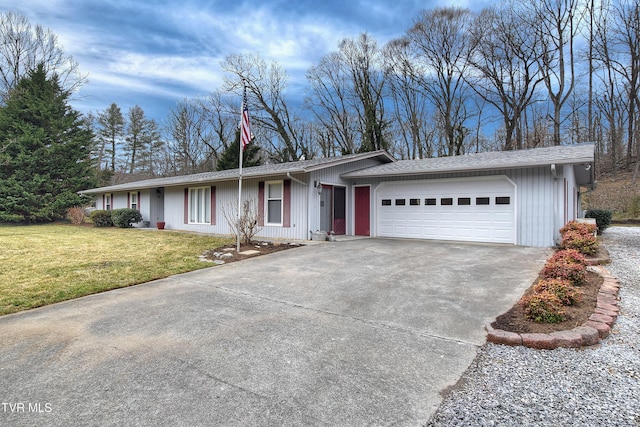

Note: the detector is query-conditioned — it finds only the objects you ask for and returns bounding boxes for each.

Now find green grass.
[0,224,232,315]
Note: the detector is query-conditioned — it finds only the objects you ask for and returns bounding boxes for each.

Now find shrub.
[533,278,583,306]
[559,220,597,237]
[542,258,586,286]
[66,206,86,225]
[549,248,586,265]
[560,230,598,256]
[111,208,143,228]
[520,291,567,323]
[90,210,114,227]
[584,209,612,234]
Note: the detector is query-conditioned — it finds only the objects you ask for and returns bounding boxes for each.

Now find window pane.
[190,189,197,222]
[381,199,391,206]
[458,197,471,205]
[268,200,281,223]
[496,196,511,205]
[395,199,406,206]
[268,183,282,198]
[410,198,420,206]
[476,197,490,205]
[441,198,453,206]
[204,189,211,223]
[425,198,436,206]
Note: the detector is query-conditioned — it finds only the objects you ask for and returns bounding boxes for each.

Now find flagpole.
[236,80,245,253]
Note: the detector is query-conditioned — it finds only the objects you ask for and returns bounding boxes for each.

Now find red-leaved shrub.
[542,258,587,286]
[533,278,583,306]
[549,248,586,265]
[558,221,598,255]
[560,230,598,255]
[520,291,567,323]
[560,221,597,236]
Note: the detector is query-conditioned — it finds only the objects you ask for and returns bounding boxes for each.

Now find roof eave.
[342,157,595,179]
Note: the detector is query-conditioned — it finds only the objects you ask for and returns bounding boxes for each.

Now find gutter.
[286,172,307,186]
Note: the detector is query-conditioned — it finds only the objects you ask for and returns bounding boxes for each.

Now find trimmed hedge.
[90,210,114,227]
[111,208,143,228]
[585,209,612,234]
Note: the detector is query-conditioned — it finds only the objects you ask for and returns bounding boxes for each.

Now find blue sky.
[3,0,491,123]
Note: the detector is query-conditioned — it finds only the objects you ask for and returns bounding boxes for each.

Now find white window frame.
[188,187,211,224]
[129,192,138,210]
[265,180,283,226]
[105,194,112,211]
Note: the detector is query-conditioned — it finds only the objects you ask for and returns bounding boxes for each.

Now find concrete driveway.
[0,238,548,426]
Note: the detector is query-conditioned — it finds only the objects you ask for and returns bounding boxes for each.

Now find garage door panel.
[376,177,515,244]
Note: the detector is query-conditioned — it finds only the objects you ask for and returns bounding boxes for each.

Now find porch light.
[315,180,323,195]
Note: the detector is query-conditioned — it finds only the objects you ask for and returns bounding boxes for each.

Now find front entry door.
[320,185,346,235]
[354,186,370,236]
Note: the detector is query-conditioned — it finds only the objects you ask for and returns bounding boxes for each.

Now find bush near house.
[584,209,613,234]
[541,255,586,286]
[111,208,143,228]
[521,222,592,323]
[90,210,114,227]
[520,291,567,323]
[559,221,599,256]
[533,278,583,306]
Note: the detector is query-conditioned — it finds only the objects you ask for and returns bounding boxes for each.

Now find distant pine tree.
[0,63,96,223]
[217,129,262,171]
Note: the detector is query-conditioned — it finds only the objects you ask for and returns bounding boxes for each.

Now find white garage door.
[376,176,516,244]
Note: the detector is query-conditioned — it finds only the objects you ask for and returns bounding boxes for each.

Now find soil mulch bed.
[202,241,300,264]
[491,270,604,334]
[492,245,610,334]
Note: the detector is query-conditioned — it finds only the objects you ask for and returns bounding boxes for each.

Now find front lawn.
[0,224,232,315]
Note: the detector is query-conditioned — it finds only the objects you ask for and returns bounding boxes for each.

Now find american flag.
[240,82,252,151]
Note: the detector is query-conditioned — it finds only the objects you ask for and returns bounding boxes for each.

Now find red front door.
[354,186,370,236]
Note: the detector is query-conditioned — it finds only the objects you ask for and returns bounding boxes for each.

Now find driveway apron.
[0,238,548,426]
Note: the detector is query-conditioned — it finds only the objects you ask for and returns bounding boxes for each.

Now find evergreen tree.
[97,103,124,172]
[216,129,261,171]
[0,63,96,223]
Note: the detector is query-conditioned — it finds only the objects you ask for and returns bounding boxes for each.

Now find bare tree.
[340,33,388,152]
[222,53,309,162]
[306,33,388,155]
[197,90,237,154]
[404,7,477,156]
[592,0,626,175]
[529,0,585,146]
[468,4,543,150]
[384,39,433,159]
[609,0,640,172]
[164,99,210,174]
[0,11,86,102]
[306,51,359,155]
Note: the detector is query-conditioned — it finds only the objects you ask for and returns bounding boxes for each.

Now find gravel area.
[427,226,640,426]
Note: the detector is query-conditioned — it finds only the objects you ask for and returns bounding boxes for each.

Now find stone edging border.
[486,265,620,350]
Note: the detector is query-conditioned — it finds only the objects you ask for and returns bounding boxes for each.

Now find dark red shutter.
[258,182,265,226]
[138,191,141,211]
[127,192,131,208]
[210,186,216,225]
[111,193,114,210]
[102,194,105,210]
[184,189,189,224]
[283,180,291,228]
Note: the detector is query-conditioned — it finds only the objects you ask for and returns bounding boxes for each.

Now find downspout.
[551,164,558,245]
